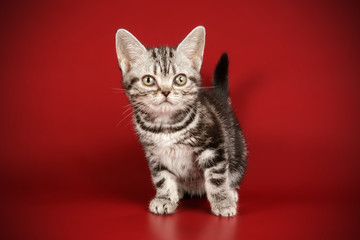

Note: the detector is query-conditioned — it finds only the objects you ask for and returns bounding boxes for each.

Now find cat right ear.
[115,29,147,73]
[177,26,206,71]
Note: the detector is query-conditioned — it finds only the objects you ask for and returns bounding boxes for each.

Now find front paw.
[210,200,237,217]
[149,198,178,215]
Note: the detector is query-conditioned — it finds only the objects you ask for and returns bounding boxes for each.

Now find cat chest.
[149,144,201,179]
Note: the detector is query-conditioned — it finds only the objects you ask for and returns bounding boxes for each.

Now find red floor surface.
[1,0,360,239]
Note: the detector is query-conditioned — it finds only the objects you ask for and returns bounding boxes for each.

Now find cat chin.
[147,104,182,121]
[151,102,178,114]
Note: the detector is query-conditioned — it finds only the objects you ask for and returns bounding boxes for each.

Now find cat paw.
[210,201,237,217]
[149,198,178,215]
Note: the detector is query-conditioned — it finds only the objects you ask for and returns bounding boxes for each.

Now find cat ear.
[177,26,206,71]
[115,29,147,73]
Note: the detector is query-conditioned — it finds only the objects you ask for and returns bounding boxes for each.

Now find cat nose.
[161,91,170,97]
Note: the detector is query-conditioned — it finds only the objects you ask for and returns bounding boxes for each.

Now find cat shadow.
[178,196,212,215]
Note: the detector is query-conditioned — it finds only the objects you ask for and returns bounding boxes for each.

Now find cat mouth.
[159,100,173,105]
[153,100,176,114]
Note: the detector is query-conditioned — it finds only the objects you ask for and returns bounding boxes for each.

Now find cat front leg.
[149,164,179,215]
[197,149,237,217]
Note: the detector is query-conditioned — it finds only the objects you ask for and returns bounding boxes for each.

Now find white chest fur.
[145,132,206,196]
[148,142,197,179]
[135,111,203,181]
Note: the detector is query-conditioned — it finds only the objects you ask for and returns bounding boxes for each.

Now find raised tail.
[212,53,229,99]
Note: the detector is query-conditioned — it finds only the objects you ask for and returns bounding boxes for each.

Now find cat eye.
[142,75,156,86]
[174,74,187,86]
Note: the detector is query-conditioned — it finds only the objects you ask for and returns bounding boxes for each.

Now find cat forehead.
[147,47,176,76]
[127,46,194,77]
[149,47,176,60]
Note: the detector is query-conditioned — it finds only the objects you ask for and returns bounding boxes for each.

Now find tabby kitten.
[115,26,247,217]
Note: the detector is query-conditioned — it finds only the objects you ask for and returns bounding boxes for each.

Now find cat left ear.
[177,26,206,71]
[115,29,147,73]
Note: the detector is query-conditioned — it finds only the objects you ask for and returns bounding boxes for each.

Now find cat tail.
[212,53,229,99]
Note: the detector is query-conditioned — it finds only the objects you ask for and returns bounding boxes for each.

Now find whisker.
[118,110,139,128]
[111,87,126,91]
[116,110,136,127]
[122,103,134,109]
[117,101,152,128]
[197,86,219,89]
[122,107,133,116]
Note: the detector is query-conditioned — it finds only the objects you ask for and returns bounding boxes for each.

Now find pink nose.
[161,91,170,97]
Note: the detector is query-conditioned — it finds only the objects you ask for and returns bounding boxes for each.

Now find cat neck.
[134,102,198,126]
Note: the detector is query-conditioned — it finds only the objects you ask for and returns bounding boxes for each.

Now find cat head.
[115,26,205,119]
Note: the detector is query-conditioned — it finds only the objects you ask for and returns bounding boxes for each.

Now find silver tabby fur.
[115,26,247,217]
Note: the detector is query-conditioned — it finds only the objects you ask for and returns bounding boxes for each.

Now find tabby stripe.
[203,154,225,169]
[188,76,199,83]
[155,178,165,188]
[211,166,227,174]
[135,107,197,133]
[153,63,157,75]
[151,49,157,59]
[169,48,175,75]
[163,48,168,74]
[169,48,174,58]
[166,61,171,75]
[139,106,194,129]
[157,195,171,200]
[170,106,193,124]
[125,77,139,90]
[151,164,172,176]
[209,178,225,186]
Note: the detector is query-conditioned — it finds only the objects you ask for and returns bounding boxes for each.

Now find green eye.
[142,76,156,86]
[174,74,187,86]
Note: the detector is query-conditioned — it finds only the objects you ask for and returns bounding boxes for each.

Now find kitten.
[115,26,247,217]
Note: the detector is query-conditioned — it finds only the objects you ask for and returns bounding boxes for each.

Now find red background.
[1,0,360,239]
